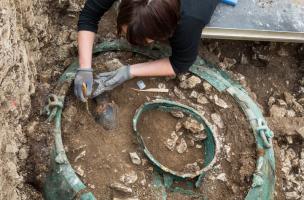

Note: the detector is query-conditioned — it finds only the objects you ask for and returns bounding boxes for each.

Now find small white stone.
[74,150,86,162]
[170,110,185,118]
[214,95,229,109]
[178,74,188,82]
[184,162,200,173]
[173,87,186,99]
[175,121,182,132]
[216,173,227,182]
[183,117,204,133]
[129,152,141,165]
[219,57,237,69]
[158,83,166,89]
[110,182,133,194]
[75,166,85,177]
[268,96,276,107]
[277,99,287,107]
[241,54,249,65]
[179,76,201,89]
[18,147,29,160]
[190,91,198,98]
[26,121,39,135]
[203,81,212,92]
[5,144,18,153]
[120,171,138,185]
[286,136,293,144]
[296,127,304,139]
[211,113,224,129]
[285,191,299,200]
[165,132,179,151]
[176,138,187,154]
[269,105,286,117]
[192,132,207,141]
[140,178,146,186]
[197,94,209,104]
[286,110,296,117]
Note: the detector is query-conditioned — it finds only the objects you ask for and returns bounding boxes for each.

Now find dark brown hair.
[117,0,180,45]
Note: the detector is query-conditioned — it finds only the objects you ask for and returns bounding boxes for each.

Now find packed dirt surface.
[138,110,205,173]
[62,50,256,199]
[1,0,304,200]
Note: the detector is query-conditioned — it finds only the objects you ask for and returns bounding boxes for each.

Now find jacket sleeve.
[78,0,116,33]
[169,16,205,74]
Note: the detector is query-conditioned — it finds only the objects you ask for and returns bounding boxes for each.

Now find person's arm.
[75,0,116,101]
[130,58,175,77]
[78,31,95,68]
[77,0,116,68]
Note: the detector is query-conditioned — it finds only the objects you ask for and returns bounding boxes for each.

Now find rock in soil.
[183,117,204,133]
[175,121,182,132]
[190,90,198,98]
[219,57,237,69]
[177,73,188,82]
[292,100,304,114]
[211,113,224,129]
[176,138,187,154]
[129,152,141,165]
[269,105,287,117]
[165,132,179,151]
[203,81,212,92]
[277,99,287,107]
[18,147,29,160]
[120,171,138,185]
[173,86,186,99]
[284,92,295,106]
[75,165,85,177]
[191,133,207,141]
[197,94,209,104]
[296,127,304,139]
[170,110,185,118]
[63,105,77,122]
[298,98,304,106]
[286,110,296,117]
[268,96,276,107]
[216,173,227,182]
[241,54,249,65]
[74,150,86,162]
[179,75,201,89]
[110,182,133,194]
[184,162,200,173]
[214,95,229,109]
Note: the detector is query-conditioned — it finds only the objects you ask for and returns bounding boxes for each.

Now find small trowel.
[82,83,93,117]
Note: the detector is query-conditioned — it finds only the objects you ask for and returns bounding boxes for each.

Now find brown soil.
[138,109,205,172]
[14,1,303,200]
[61,49,256,199]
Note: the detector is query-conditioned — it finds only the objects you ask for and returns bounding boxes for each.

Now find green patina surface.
[43,39,275,200]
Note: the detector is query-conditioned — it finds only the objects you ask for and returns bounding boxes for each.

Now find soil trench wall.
[0,0,48,199]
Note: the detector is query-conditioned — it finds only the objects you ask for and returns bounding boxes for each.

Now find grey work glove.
[74,68,93,102]
[93,65,132,97]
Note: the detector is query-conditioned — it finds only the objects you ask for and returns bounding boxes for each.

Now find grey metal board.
[203,0,304,42]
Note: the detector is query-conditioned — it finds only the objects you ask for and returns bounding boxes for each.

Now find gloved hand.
[95,65,132,91]
[74,68,93,102]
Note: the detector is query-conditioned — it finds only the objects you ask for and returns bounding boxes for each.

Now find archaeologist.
[74,0,219,129]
